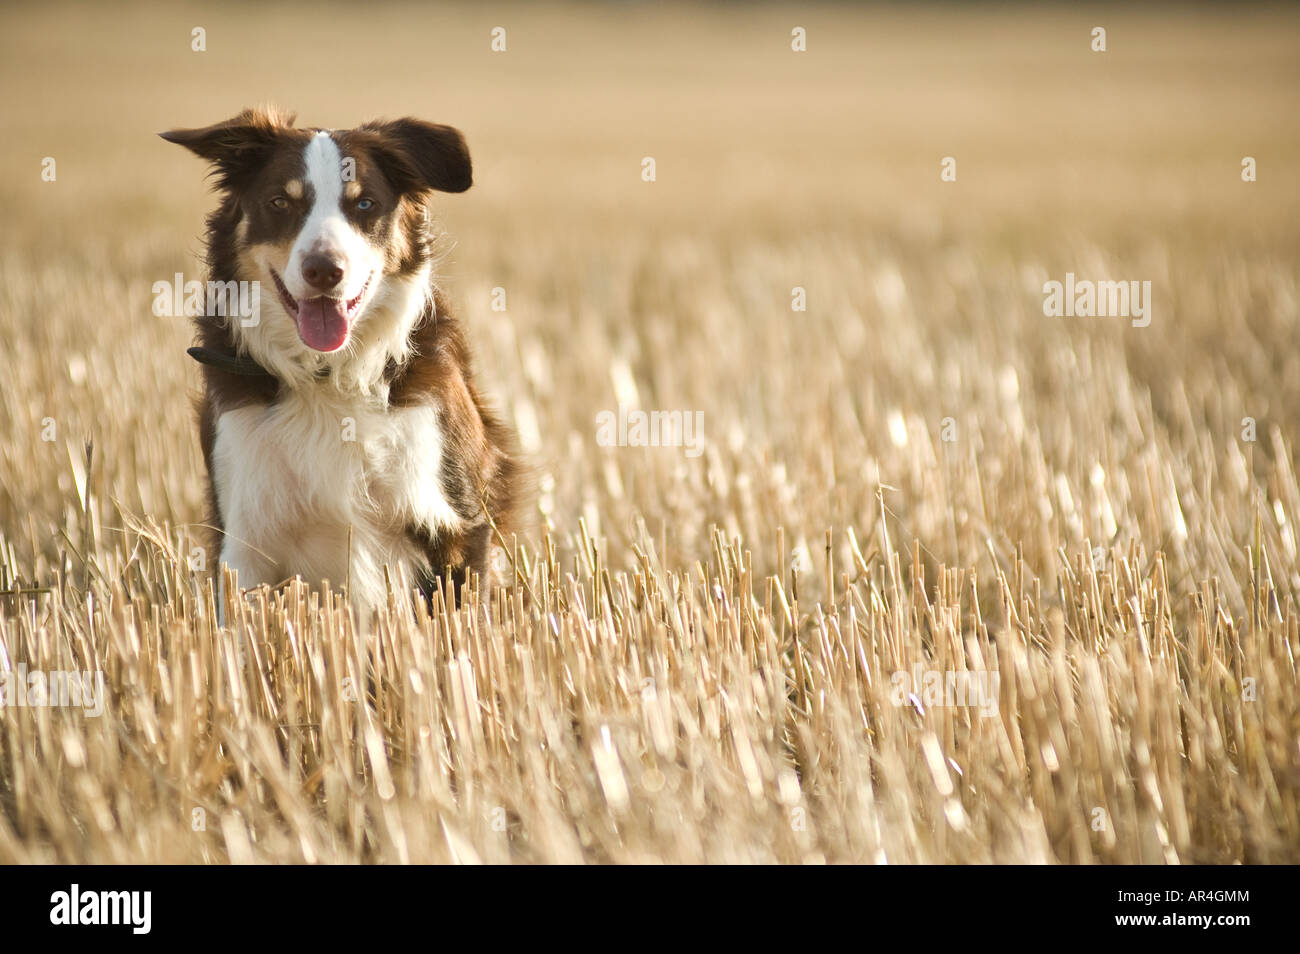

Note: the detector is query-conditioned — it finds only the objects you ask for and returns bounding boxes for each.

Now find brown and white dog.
[162,106,521,612]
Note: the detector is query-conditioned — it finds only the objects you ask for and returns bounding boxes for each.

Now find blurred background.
[1,1,1298,597]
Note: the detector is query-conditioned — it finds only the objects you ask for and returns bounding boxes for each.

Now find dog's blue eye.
[356,198,375,211]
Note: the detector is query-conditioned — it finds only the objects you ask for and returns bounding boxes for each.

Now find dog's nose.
[301,253,344,292]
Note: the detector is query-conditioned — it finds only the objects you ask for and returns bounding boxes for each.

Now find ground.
[0,2,1298,863]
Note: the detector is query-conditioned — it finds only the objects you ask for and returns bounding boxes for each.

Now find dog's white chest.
[212,391,461,602]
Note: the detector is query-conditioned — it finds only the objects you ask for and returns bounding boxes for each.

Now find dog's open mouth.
[270,268,372,353]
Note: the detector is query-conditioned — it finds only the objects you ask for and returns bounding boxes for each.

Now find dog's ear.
[160,106,296,189]
[359,118,472,195]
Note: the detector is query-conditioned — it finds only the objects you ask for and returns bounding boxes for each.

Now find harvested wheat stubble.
[1,1,1299,863]
[0,507,1296,863]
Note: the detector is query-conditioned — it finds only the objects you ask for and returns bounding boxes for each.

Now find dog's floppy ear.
[360,118,472,194]
[160,106,296,189]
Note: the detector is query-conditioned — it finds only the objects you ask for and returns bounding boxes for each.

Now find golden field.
[1,1,1299,863]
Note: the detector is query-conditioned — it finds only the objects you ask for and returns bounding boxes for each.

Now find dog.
[162,106,522,612]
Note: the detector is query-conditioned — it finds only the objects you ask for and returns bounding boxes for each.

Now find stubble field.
[1,2,1298,863]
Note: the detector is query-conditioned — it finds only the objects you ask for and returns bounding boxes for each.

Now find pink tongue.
[295,297,349,352]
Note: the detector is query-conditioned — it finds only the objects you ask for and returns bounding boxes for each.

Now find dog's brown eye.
[270,196,290,210]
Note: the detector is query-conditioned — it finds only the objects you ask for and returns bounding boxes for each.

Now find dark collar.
[187,347,274,378]
[187,347,334,381]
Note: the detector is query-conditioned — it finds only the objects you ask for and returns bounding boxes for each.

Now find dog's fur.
[163,106,522,611]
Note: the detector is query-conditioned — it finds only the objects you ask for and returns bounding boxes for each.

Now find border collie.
[162,106,521,612]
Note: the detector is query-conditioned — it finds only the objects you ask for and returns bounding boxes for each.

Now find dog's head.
[162,106,470,388]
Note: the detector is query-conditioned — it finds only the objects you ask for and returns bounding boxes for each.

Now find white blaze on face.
[285,132,379,303]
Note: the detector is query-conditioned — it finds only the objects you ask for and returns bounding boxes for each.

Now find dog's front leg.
[216,537,278,626]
